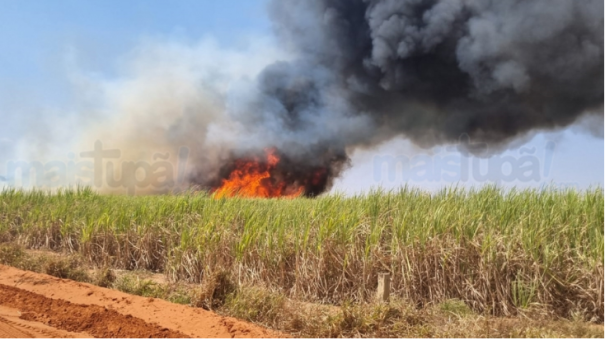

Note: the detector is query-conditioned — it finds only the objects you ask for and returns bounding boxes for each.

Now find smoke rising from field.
[7,0,602,194]
[200,0,602,193]
[77,37,290,193]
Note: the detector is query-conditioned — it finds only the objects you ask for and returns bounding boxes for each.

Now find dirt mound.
[0,265,285,338]
[0,284,186,338]
[0,304,91,338]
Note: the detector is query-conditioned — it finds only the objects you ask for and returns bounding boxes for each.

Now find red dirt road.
[0,304,91,338]
[0,265,284,338]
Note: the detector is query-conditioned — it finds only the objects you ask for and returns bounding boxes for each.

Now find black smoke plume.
[198,0,604,194]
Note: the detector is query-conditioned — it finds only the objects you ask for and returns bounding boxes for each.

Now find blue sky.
[0,0,602,192]
[0,0,270,105]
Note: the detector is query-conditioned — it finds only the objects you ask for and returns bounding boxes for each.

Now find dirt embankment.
[0,264,284,338]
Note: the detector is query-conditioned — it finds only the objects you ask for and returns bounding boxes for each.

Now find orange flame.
[212,148,304,198]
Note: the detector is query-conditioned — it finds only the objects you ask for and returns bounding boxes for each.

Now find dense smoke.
[194,0,603,194]
[14,0,600,195]
[264,0,603,146]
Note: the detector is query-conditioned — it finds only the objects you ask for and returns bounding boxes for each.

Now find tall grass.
[0,186,602,320]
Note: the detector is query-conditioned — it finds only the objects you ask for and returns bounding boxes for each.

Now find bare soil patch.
[0,304,93,338]
[0,264,284,338]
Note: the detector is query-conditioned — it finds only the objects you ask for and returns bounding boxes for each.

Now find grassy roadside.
[1,186,603,321]
[0,242,602,338]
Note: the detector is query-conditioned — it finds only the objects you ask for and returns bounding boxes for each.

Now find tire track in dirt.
[0,304,92,338]
[0,284,187,338]
[0,316,34,338]
[0,265,285,338]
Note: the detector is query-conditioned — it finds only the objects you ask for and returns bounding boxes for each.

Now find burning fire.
[212,148,306,198]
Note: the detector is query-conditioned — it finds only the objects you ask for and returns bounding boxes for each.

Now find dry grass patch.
[219,286,604,338]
